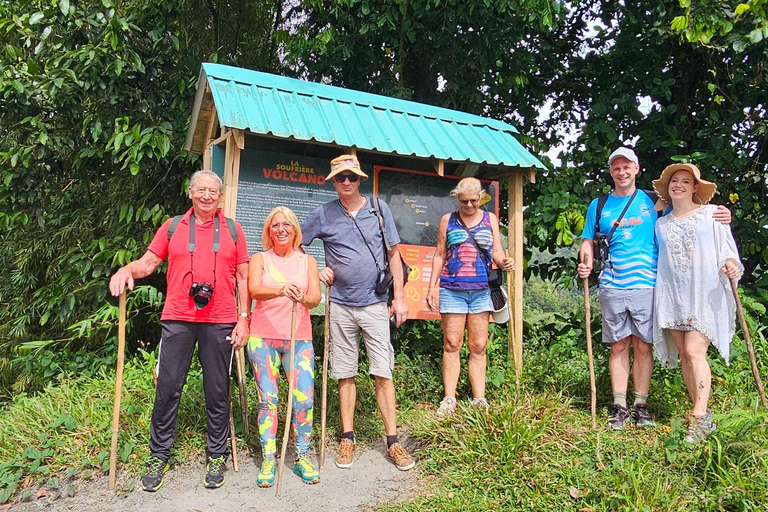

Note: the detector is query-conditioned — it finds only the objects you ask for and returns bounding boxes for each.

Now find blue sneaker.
[257,458,276,487]
[293,456,320,484]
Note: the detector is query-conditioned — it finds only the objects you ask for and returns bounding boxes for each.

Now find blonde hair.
[261,207,302,250]
[450,177,484,198]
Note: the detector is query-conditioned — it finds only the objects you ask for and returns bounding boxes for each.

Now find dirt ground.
[6,439,421,512]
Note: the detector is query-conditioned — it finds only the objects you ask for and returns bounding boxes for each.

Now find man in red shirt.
[109,170,249,491]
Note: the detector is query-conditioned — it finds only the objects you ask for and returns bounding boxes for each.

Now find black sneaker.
[633,403,657,428]
[204,455,226,489]
[141,456,169,492]
[607,404,630,430]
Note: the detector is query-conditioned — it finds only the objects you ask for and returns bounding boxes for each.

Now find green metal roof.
[185,63,545,170]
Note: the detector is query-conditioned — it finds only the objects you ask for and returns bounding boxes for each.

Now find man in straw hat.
[577,148,731,431]
[301,154,415,471]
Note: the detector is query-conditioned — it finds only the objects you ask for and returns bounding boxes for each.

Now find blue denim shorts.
[438,287,492,315]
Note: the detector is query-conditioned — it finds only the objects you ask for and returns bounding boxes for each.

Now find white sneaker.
[471,397,489,411]
[436,396,457,421]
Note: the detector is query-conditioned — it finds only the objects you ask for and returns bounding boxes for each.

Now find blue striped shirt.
[581,192,658,289]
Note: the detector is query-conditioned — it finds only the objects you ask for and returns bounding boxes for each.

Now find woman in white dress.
[652,163,743,443]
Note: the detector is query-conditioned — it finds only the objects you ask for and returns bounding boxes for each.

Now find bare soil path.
[6,440,420,512]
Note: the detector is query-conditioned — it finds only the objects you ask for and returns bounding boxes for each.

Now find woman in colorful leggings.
[247,207,321,486]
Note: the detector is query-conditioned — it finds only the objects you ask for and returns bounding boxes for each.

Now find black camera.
[593,233,611,263]
[189,282,214,309]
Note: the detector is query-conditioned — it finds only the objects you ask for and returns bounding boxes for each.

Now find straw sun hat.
[651,163,717,212]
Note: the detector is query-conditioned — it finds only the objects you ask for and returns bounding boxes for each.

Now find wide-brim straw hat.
[651,163,717,211]
[326,154,368,180]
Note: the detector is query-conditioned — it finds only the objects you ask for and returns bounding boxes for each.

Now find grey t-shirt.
[302,196,401,307]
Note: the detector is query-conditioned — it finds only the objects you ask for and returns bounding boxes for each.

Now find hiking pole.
[235,348,249,435]
[582,254,597,429]
[319,286,331,472]
[276,302,298,498]
[229,395,239,472]
[730,277,768,408]
[109,291,127,489]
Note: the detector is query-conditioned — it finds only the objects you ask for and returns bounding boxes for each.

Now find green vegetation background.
[2,0,768,509]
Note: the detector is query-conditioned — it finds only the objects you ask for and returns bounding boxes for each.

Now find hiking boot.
[607,404,631,430]
[203,455,226,489]
[141,456,169,492]
[293,456,320,484]
[335,438,355,469]
[633,403,657,428]
[436,396,457,421]
[388,442,415,471]
[685,410,717,444]
[472,397,490,411]
[257,458,276,487]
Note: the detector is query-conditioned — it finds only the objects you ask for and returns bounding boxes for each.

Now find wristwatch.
[239,312,249,319]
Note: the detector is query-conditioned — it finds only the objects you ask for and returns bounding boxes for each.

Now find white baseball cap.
[608,147,639,166]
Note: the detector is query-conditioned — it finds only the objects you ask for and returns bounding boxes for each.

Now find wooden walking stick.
[582,254,597,429]
[730,277,768,408]
[276,303,298,498]
[319,286,331,471]
[109,291,127,489]
[234,348,249,435]
[229,396,239,472]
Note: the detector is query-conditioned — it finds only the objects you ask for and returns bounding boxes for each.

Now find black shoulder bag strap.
[339,198,383,273]
[372,197,394,258]
[454,212,493,276]
[603,189,638,244]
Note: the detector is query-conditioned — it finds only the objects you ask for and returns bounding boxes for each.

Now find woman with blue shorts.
[426,178,514,420]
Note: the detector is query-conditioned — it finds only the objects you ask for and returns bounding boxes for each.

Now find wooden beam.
[434,159,444,176]
[524,168,536,184]
[507,172,524,384]
[203,144,212,171]
[222,130,240,218]
[349,147,357,156]
[206,106,219,141]
[233,128,244,150]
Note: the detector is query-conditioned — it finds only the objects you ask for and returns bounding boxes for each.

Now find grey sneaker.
[471,397,489,411]
[633,403,657,428]
[436,396,458,420]
[141,456,169,492]
[203,455,226,489]
[685,410,716,444]
[607,404,631,430]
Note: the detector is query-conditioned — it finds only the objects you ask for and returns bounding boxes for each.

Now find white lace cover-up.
[653,205,744,368]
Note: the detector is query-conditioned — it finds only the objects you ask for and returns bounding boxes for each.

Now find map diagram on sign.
[376,167,498,247]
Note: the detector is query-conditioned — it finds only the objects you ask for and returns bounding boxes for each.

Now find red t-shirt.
[148,208,249,323]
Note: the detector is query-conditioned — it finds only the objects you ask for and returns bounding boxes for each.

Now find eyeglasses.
[333,173,360,183]
[270,222,293,231]
[459,198,479,205]
[192,187,221,198]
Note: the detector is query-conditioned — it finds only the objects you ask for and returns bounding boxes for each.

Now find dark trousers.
[149,321,234,461]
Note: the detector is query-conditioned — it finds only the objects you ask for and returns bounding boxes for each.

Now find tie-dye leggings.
[246,336,314,459]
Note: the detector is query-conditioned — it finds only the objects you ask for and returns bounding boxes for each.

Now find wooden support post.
[434,159,444,176]
[221,127,249,435]
[507,172,524,384]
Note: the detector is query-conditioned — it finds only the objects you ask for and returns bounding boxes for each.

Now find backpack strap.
[167,214,184,241]
[594,194,609,235]
[640,189,661,219]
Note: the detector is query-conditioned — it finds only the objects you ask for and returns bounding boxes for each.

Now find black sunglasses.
[333,173,360,183]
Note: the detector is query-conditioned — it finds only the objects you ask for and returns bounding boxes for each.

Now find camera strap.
[188,211,220,288]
